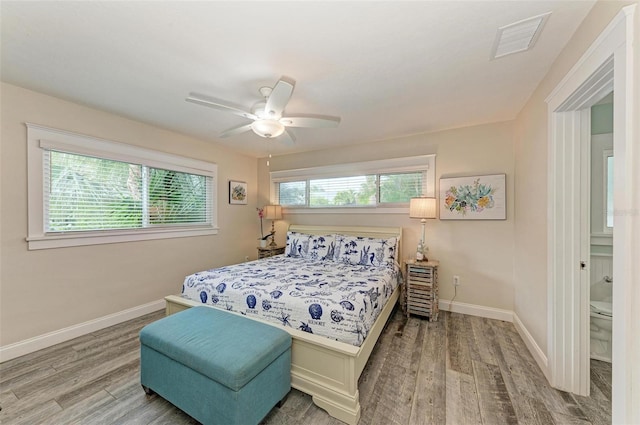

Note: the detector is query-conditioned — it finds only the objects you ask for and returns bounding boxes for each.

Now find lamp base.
[269,220,277,247]
[416,239,428,262]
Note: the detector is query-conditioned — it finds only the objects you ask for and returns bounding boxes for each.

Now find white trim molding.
[439,299,513,322]
[545,5,637,423]
[0,299,165,363]
[284,207,409,215]
[271,155,436,182]
[440,300,549,381]
[270,154,436,208]
[26,123,219,250]
[590,233,613,246]
[513,313,550,382]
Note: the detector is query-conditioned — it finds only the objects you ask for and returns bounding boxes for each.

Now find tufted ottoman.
[139,306,291,425]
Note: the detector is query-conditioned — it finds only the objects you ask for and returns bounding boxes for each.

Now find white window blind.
[309,175,376,207]
[44,150,211,232]
[27,123,218,249]
[278,181,306,206]
[379,172,423,203]
[271,155,435,211]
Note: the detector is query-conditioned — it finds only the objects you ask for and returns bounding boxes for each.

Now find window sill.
[591,232,613,246]
[284,207,409,215]
[27,226,219,250]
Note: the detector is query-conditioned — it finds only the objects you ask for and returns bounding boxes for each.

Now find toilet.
[590,300,612,362]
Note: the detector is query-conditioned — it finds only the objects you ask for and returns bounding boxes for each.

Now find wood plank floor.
[0,308,612,424]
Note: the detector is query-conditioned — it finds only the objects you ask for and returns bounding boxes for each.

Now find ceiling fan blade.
[280,115,341,128]
[186,92,257,120]
[220,123,253,138]
[279,129,296,146]
[264,78,294,119]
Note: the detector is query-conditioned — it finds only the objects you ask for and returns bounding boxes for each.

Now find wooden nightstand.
[257,245,285,259]
[405,259,439,321]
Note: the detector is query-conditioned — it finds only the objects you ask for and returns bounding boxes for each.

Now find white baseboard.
[512,312,549,380]
[440,299,550,380]
[439,299,514,322]
[2,297,551,384]
[0,299,165,363]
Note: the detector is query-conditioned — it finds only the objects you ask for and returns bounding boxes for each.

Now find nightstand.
[257,245,285,259]
[405,259,439,321]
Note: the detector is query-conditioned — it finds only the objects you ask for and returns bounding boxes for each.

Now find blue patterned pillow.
[333,234,397,268]
[285,232,336,261]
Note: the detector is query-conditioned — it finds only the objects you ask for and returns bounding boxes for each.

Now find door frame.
[545,5,636,422]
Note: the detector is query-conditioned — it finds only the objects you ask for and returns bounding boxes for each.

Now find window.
[27,124,218,249]
[271,155,435,212]
[278,181,306,206]
[605,151,613,229]
[379,172,423,203]
[45,151,210,231]
[309,175,376,207]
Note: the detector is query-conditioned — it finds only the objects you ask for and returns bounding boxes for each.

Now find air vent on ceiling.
[490,12,551,60]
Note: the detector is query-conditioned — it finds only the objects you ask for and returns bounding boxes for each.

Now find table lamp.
[263,205,283,247]
[409,197,437,261]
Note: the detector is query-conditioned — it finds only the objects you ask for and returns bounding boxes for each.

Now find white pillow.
[285,231,335,261]
[333,234,397,268]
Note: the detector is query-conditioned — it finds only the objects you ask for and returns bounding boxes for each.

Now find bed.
[164,224,402,425]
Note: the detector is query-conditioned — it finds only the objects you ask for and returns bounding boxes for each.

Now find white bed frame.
[164,224,402,425]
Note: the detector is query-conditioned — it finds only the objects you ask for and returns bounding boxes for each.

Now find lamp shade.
[263,205,283,220]
[251,119,285,138]
[409,197,437,219]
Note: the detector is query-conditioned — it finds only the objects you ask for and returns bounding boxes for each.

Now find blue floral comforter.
[181,255,399,346]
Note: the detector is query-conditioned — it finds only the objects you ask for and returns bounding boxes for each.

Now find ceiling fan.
[186,77,341,145]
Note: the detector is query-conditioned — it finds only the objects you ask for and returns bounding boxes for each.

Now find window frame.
[27,123,218,250]
[270,155,435,214]
[603,149,613,233]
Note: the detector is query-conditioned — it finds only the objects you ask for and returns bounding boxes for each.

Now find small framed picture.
[229,180,247,205]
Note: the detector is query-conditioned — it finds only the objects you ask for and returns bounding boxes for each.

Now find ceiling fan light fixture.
[251,119,285,138]
[187,76,341,142]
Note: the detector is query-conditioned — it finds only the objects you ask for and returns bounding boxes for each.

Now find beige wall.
[3,0,637,373]
[0,83,259,346]
[259,121,516,311]
[513,0,637,354]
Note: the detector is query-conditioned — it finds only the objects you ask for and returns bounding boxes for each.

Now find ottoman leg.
[142,385,155,396]
[277,392,289,408]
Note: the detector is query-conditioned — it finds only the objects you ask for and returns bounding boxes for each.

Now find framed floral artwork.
[229,180,247,205]
[439,174,506,220]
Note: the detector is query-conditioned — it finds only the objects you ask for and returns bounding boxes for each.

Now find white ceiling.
[1,1,596,158]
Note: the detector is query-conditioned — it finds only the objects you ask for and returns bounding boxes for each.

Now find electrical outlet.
[453,275,460,286]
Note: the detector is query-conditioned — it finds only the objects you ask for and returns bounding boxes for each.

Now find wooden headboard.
[288,224,403,265]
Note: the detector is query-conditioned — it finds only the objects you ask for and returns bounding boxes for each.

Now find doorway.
[589,95,613,364]
[546,5,636,423]
[588,97,613,395]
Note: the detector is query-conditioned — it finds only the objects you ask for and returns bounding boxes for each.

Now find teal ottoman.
[139,306,291,425]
